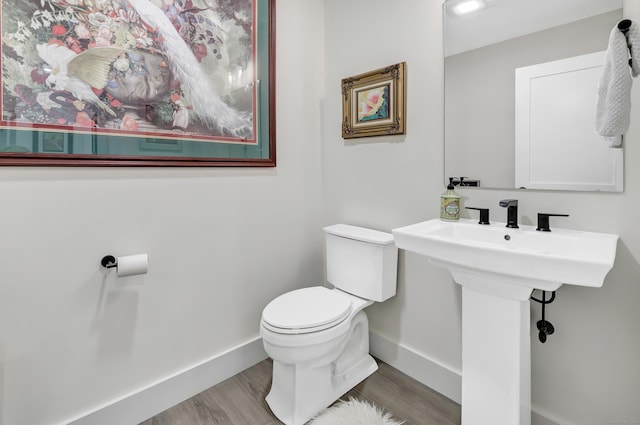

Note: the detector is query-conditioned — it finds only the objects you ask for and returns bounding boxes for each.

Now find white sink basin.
[393,218,618,424]
[392,218,618,297]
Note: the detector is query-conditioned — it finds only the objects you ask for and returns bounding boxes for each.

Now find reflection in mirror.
[444,0,625,191]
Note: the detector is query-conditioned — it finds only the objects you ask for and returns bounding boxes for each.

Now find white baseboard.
[369,330,563,425]
[59,332,564,425]
[368,330,462,404]
[62,337,267,425]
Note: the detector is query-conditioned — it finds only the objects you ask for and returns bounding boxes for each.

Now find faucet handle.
[536,213,569,232]
[499,199,518,207]
[465,207,490,225]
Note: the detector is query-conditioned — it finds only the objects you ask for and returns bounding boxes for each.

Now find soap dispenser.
[440,178,460,221]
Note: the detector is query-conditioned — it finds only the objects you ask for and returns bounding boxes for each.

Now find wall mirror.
[444,0,625,191]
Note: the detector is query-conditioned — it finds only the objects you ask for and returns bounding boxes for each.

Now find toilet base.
[266,354,377,425]
[265,311,376,425]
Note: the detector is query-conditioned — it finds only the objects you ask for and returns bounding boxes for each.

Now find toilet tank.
[324,224,398,302]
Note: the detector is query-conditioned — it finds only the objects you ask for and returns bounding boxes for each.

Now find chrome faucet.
[499,199,519,228]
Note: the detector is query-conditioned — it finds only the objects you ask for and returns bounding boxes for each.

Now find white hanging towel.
[631,21,640,78]
[595,20,639,147]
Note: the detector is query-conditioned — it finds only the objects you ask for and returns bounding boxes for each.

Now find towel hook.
[618,19,633,68]
[618,19,631,34]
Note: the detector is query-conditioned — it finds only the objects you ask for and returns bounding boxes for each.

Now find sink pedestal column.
[461,284,531,425]
[392,219,618,425]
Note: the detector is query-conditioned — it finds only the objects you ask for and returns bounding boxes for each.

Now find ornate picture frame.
[0,0,275,167]
[341,62,406,139]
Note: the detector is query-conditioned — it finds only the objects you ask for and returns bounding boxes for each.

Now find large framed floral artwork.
[0,0,275,166]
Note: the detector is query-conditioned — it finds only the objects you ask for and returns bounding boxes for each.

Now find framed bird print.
[0,0,275,167]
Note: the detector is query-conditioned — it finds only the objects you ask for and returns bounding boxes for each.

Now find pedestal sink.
[392,218,618,425]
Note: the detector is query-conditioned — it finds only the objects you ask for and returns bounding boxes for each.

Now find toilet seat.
[262,287,352,334]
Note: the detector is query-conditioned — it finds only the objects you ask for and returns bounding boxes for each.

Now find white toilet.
[260,224,398,425]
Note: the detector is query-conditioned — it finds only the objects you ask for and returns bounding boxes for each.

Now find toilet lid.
[262,287,352,334]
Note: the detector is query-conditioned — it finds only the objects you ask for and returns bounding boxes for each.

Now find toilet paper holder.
[100,255,118,269]
[100,253,149,277]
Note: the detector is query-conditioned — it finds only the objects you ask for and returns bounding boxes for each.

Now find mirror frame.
[442,0,625,191]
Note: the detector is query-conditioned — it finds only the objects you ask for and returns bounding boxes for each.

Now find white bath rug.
[308,398,404,425]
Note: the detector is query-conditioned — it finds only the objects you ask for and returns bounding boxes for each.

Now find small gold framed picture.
[341,62,406,139]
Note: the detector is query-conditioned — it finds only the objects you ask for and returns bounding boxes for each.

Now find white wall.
[2,1,639,424]
[323,0,462,375]
[324,0,640,424]
[0,1,325,424]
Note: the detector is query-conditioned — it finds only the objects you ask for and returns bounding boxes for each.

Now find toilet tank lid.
[324,224,394,245]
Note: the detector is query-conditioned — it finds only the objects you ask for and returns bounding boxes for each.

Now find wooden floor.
[140,358,461,425]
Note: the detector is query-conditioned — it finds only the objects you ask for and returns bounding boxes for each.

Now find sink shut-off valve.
[531,290,556,343]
